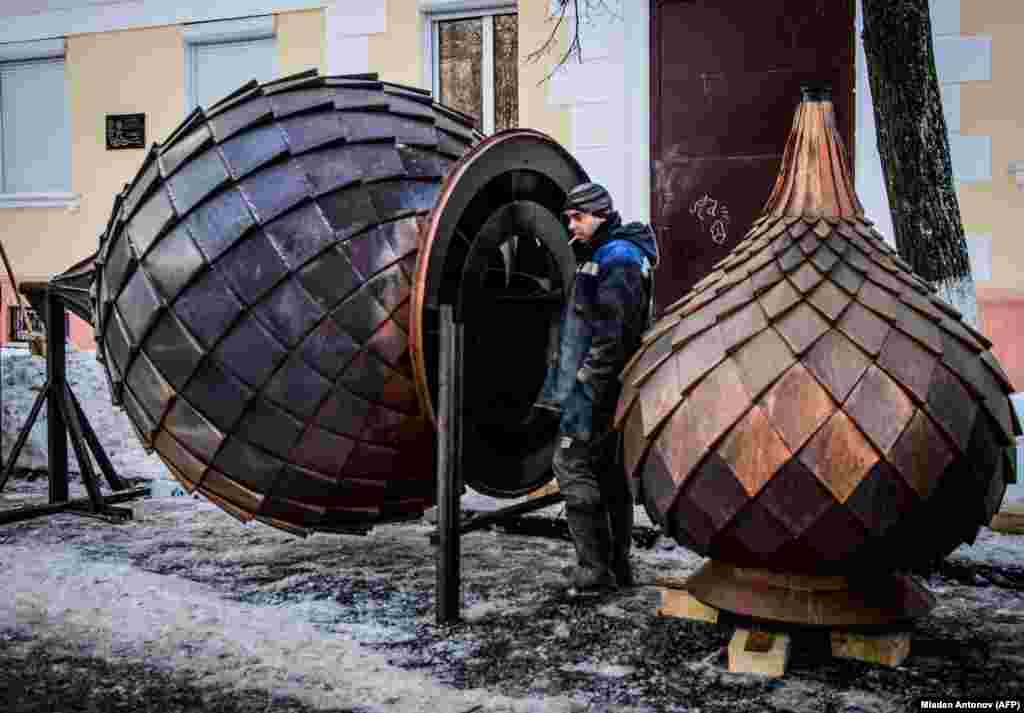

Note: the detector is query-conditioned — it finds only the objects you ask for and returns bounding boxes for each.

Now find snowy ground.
[1,477,1023,713]
[2,347,1024,712]
[2,345,169,480]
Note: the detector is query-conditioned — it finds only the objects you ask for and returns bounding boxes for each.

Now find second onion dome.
[617,84,1020,575]
[92,71,481,535]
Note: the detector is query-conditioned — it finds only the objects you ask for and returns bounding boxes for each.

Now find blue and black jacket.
[538,212,659,441]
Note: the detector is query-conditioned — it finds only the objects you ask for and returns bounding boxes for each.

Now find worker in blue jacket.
[532,182,659,594]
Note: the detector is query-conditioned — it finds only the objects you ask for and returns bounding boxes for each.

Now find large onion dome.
[617,86,1020,576]
[93,71,481,535]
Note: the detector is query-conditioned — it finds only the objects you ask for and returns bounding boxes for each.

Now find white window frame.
[421,1,516,135]
[0,37,78,210]
[182,15,277,114]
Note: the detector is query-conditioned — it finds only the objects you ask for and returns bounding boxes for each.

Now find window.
[183,17,277,112]
[0,39,71,199]
[426,6,518,134]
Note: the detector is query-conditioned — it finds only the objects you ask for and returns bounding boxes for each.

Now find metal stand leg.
[66,382,126,492]
[0,380,49,493]
[59,381,103,512]
[46,289,68,504]
[1,288,147,526]
[436,304,463,625]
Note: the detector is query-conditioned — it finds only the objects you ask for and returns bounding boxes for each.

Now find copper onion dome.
[617,85,1019,621]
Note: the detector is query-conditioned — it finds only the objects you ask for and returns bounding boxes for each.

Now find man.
[533,182,659,594]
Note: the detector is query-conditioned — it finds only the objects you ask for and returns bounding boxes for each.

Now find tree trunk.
[861,0,977,325]
[861,0,977,326]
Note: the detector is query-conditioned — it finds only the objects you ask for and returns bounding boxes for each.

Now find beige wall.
[960,3,1024,292]
[958,3,1024,384]
[0,3,565,347]
[366,0,570,146]
[1,26,186,349]
[2,3,561,287]
[2,26,185,285]
[276,8,326,77]
[0,14,325,348]
[368,0,422,88]
[516,0,570,147]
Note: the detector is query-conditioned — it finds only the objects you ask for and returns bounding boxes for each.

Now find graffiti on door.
[690,193,731,245]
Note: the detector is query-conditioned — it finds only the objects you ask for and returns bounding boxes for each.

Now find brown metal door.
[651,0,854,310]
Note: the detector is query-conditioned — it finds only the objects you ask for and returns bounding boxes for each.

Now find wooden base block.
[657,588,719,623]
[990,503,1024,534]
[528,480,560,498]
[830,630,910,667]
[728,629,790,677]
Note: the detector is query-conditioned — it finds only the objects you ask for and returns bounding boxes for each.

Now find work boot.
[563,564,617,592]
[564,506,617,594]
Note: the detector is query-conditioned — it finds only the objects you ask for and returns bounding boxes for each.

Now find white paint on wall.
[929,0,961,35]
[949,133,993,183]
[326,32,370,75]
[1009,394,1024,505]
[856,0,992,257]
[0,0,327,44]
[332,2,385,36]
[548,60,614,106]
[966,233,992,281]
[935,35,992,83]
[572,103,614,150]
[545,0,649,224]
[941,83,961,132]
[622,0,650,225]
[325,2,386,76]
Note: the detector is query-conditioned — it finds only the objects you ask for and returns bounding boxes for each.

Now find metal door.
[651,0,854,310]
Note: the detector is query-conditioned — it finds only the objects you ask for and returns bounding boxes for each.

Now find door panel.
[651,0,854,311]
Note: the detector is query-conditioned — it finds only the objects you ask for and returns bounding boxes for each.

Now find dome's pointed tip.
[761,90,865,222]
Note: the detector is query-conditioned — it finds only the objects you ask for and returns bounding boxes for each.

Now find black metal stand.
[0,288,148,525]
[433,305,576,624]
[435,304,464,624]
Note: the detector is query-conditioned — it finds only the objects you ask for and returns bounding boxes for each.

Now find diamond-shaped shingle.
[804,329,871,403]
[798,410,878,504]
[845,365,915,454]
[760,362,835,453]
[716,404,792,497]
[888,410,954,499]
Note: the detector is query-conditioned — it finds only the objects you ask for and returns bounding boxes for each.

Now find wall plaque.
[105,113,145,150]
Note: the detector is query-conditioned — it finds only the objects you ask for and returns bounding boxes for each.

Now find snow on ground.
[0,540,579,713]
[0,480,671,712]
[2,474,1023,712]
[2,347,1024,712]
[2,345,169,480]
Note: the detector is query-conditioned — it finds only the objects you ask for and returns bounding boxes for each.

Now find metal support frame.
[434,304,576,624]
[436,304,464,624]
[0,287,147,525]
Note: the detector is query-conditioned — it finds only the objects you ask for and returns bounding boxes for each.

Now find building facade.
[0,0,1020,390]
[0,0,570,350]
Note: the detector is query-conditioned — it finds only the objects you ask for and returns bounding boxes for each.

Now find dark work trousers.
[553,429,634,570]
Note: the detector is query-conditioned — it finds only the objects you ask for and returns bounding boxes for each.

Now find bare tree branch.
[525,0,625,85]
[525,0,579,86]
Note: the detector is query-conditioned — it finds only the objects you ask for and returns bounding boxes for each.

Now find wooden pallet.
[990,503,1024,535]
[655,577,912,677]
